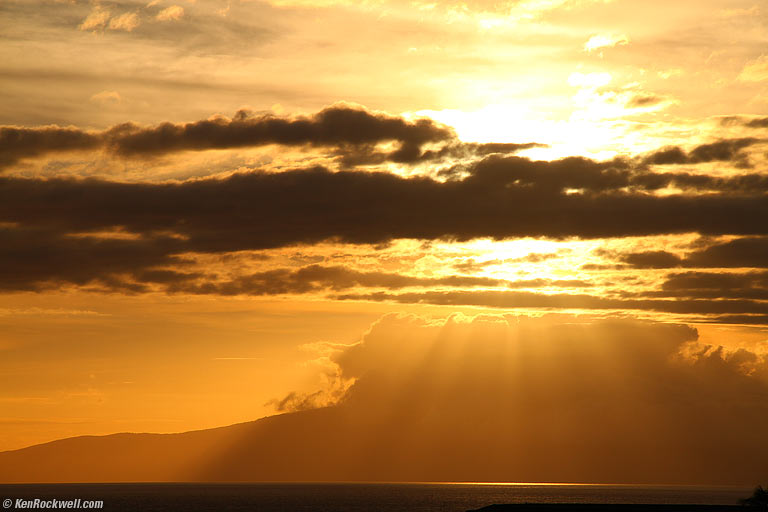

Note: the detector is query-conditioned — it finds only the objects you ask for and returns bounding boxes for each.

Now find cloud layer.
[2,138,768,323]
[4,157,768,243]
[1,106,767,325]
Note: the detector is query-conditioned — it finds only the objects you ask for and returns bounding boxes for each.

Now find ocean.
[0,483,751,512]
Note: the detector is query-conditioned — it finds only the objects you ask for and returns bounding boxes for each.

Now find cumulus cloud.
[76,5,139,33]
[78,5,111,31]
[204,314,768,482]
[108,12,140,32]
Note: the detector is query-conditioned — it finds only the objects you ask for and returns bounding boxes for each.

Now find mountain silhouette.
[1,402,766,485]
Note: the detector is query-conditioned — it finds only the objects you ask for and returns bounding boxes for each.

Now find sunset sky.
[1,0,768,483]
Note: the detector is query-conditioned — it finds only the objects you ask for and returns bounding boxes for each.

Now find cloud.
[108,12,140,32]
[720,116,768,129]
[454,252,563,272]
[719,5,760,18]
[661,271,768,291]
[338,141,544,168]
[78,5,111,32]
[263,0,609,17]
[625,94,664,108]
[608,271,768,304]
[746,118,768,128]
[583,33,629,53]
[106,105,455,159]
[251,314,767,483]
[2,128,768,310]
[619,250,683,269]
[686,237,768,268]
[168,265,508,296]
[173,268,592,296]
[619,237,768,269]
[738,55,768,82]
[642,138,761,168]
[3,158,768,251]
[89,90,122,105]
[0,226,190,292]
[332,289,768,320]
[631,271,768,301]
[155,5,184,21]
[0,233,592,296]
[3,107,758,176]
[0,126,101,168]
[0,105,458,169]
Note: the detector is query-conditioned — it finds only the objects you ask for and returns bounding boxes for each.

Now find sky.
[1,0,768,483]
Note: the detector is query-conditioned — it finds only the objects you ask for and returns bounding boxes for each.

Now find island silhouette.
[0,404,765,485]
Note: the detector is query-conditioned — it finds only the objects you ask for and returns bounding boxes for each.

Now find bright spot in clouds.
[584,33,630,52]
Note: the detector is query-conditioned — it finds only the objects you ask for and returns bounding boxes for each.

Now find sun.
[412,103,662,162]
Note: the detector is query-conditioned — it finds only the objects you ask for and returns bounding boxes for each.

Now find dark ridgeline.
[0,404,764,484]
[469,485,768,512]
[739,486,768,507]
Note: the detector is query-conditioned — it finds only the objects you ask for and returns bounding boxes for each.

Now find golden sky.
[1,0,768,484]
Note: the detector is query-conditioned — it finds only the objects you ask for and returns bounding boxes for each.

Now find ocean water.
[0,483,751,512]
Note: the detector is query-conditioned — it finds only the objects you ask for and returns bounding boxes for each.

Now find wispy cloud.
[738,55,768,82]
[583,33,629,53]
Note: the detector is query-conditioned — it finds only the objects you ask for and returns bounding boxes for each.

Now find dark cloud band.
[0,105,458,169]
[618,237,768,269]
[3,161,768,246]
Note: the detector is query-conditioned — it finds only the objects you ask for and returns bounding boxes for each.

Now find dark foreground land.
[470,506,744,512]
